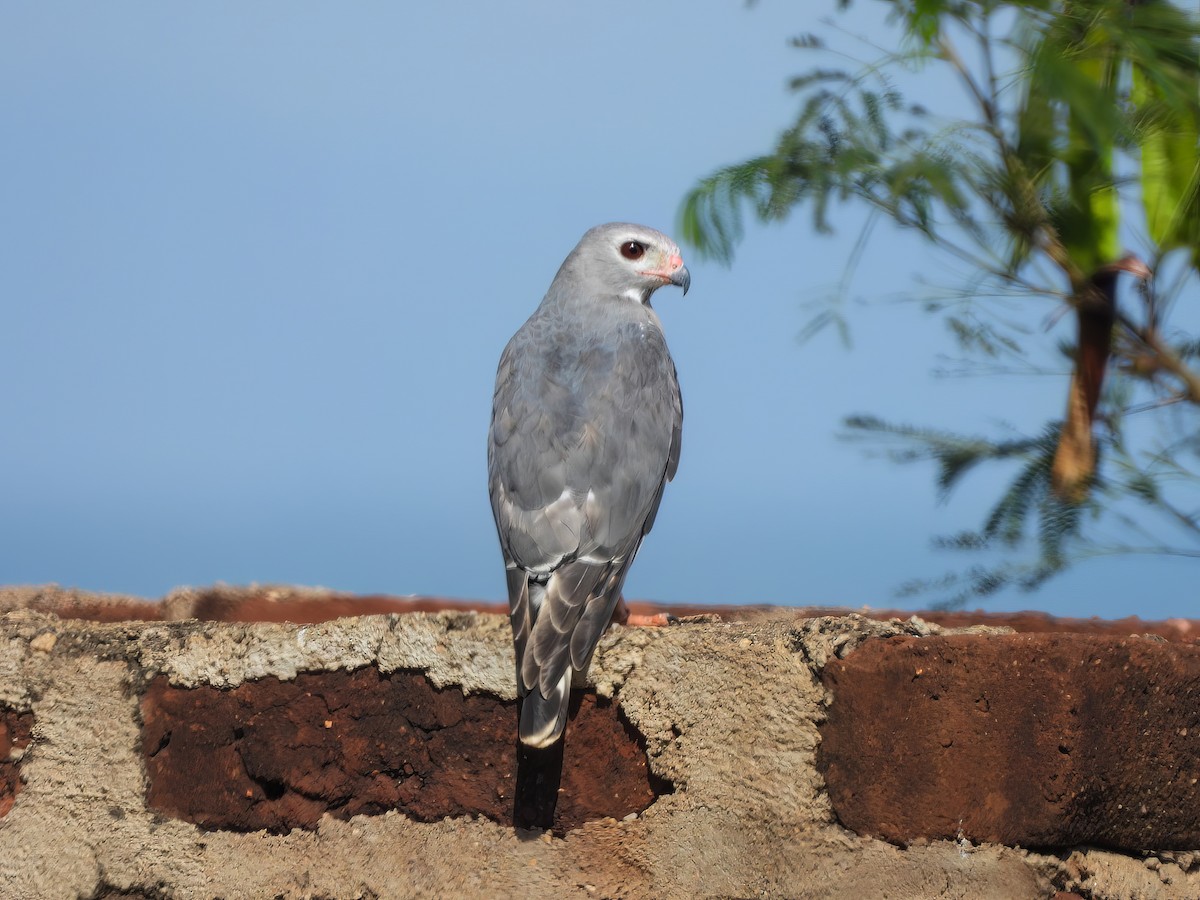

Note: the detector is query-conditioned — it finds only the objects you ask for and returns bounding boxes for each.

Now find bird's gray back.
[488,295,681,574]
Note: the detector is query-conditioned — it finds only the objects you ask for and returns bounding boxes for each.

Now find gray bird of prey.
[488,223,689,748]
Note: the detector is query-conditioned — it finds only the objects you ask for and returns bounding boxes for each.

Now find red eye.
[620,241,646,260]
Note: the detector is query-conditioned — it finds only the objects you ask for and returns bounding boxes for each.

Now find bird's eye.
[620,241,646,260]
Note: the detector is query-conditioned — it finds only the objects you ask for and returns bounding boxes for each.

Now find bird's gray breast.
[489,308,680,572]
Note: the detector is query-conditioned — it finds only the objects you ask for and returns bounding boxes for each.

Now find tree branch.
[1116,312,1200,405]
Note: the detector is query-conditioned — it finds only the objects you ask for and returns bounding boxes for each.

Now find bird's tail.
[519,670,570,748]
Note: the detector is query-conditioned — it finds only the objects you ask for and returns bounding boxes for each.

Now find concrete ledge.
[0,586,1197,898]
[5,582,1198,640]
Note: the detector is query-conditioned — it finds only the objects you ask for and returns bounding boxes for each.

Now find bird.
[488,222,689,749]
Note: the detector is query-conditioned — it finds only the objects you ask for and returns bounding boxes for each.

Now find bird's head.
[567,222,690,305]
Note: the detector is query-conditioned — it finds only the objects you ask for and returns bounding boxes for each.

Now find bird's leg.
[612,594,676,627]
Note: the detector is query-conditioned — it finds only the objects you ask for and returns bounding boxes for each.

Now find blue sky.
[2,3,1195,619]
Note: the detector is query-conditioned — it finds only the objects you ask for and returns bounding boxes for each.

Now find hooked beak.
[669,264,691,296]
[641,252,691,296]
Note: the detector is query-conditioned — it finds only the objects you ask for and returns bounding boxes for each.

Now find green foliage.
[680,62,982,265]
[846,406,1200,607]
[843,416,1089,578]
[1135,64,1200,266]
[683,0,1200,606]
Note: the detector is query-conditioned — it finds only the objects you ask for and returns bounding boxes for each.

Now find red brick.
[141,669,668,832]
[818,633,1200,850]
[0,708,34,818]
[188,589,506,623]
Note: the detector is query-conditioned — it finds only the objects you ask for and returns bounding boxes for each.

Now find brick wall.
[0,585,1197,898]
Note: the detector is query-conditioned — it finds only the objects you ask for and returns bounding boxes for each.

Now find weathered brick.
[0,708,34,817]
[0,586,164,622]
[187,588,506,623]
[819,634,1200,850]
[141,668,668,832]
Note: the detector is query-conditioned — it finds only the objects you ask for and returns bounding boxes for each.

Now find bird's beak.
[670,264,691,296]
[642,253,691,296]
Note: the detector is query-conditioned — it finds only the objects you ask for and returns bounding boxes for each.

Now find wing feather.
[488,301,682,747]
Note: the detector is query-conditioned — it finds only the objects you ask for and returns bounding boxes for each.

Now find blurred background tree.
[682,0,1200,606]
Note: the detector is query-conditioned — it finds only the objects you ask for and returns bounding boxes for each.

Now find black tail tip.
[513,707,566,832]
